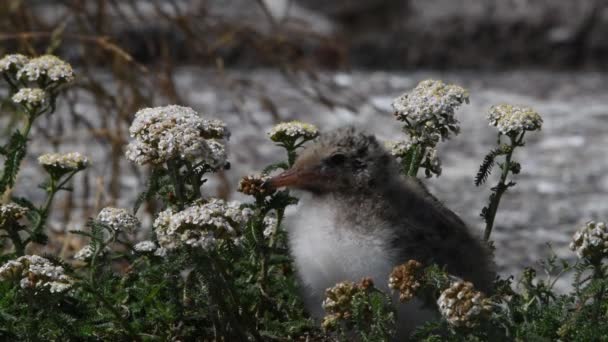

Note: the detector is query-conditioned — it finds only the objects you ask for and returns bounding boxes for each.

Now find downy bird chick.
[267,127,495,336]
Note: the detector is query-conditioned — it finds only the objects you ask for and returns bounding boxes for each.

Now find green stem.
[2,118,38,253]
[167,159,185,209]
[186,162,202,199]
[592,262,606,323]
[7,223,25,256]
[206,255,260,341]
[287,147,297,167]
[407,144,423,177]
[22,116,33,137]
[34,177,56,233]
[483,134,522,241]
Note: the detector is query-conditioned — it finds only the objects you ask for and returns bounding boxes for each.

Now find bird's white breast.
[285,191,398,317]
[285,191,438,337]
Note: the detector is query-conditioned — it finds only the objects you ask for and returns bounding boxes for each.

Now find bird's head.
[267,127,397,195]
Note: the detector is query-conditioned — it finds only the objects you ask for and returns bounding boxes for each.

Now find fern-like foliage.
[0,131,27,195]
[475,147,503,186]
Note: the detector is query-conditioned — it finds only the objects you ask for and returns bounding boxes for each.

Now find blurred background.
[2,0,608,286]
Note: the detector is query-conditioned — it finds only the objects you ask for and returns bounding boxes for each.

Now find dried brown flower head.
[388,260,424,302]
[321,278,377,330]
[437,281,492,328]
[237,174,272,197]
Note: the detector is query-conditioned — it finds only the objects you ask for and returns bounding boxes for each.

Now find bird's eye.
[326,153,346,166]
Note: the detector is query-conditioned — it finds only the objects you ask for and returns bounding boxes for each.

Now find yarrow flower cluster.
[153,199,252,251]
[422,147,442,177]
[389,260,424,302]
[97,207,140,233]
[125,105,229,168]
[392,79,469,146]
[262,213,278,238]
[321,278,375,330]
[0,203,28,226]
[0,255,74,293]
[487,104,543,135]
[268,121,319,145]
[16,55,74,83]
[133,240,158,253]
[73,245,94,261]
[385,140,413,159]
[73,245,108,261]
[569,221,608,261]
[12,88,47,107]
[437,281,492,328]
[237,174,272,197]
[0,54,29,73]
[38,152,89,174]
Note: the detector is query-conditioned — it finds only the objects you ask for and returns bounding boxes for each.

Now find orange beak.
[265,167,322,190]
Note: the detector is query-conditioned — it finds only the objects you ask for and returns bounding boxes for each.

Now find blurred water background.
[2,0,608,288]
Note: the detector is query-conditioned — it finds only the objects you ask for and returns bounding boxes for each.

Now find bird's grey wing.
[390,177,496,292]
[402,176,469,229]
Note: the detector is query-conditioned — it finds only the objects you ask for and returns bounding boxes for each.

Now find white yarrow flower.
[134,240,158,253]
[385,140,413,158]
[0,255,74,294]
[125,105,229,168]
[17,55,74,83]
[437,281,491,328]
[153,199,251,251]
[0,203,28,226]
[263,214,278,238]
[154,247,168,257]
[38,152,89,174]
[569,221,608,260]
[392,79,469,122]
[12,88,47,106]
[392,80,468,147]
[268,121,319,144]
[74,245,94,261]
[97,207,140,232]
[487,104,543,135]
[0,54,29,72]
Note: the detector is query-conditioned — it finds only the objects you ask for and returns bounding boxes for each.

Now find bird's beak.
[265,167,321,190]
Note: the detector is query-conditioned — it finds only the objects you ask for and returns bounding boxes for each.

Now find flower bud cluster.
[388,260,424,302]
[0,203,28,226]
[153,199,252,251]
[0,54,29,73]
[262,213,278,238]
[0,255,73,293]
[73,245,109,261]
[385,140,413,159]
[97,207,140,233]
[238,174,272,197]
[38,152,89,174]
[321,277,375,330]
[133,240,158,253]
[487,104,543,135]
[268,121,319,145]
[12,88,47,107]
[125,105,229,169]
[392,79,468,147]
[17,55,74,83]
